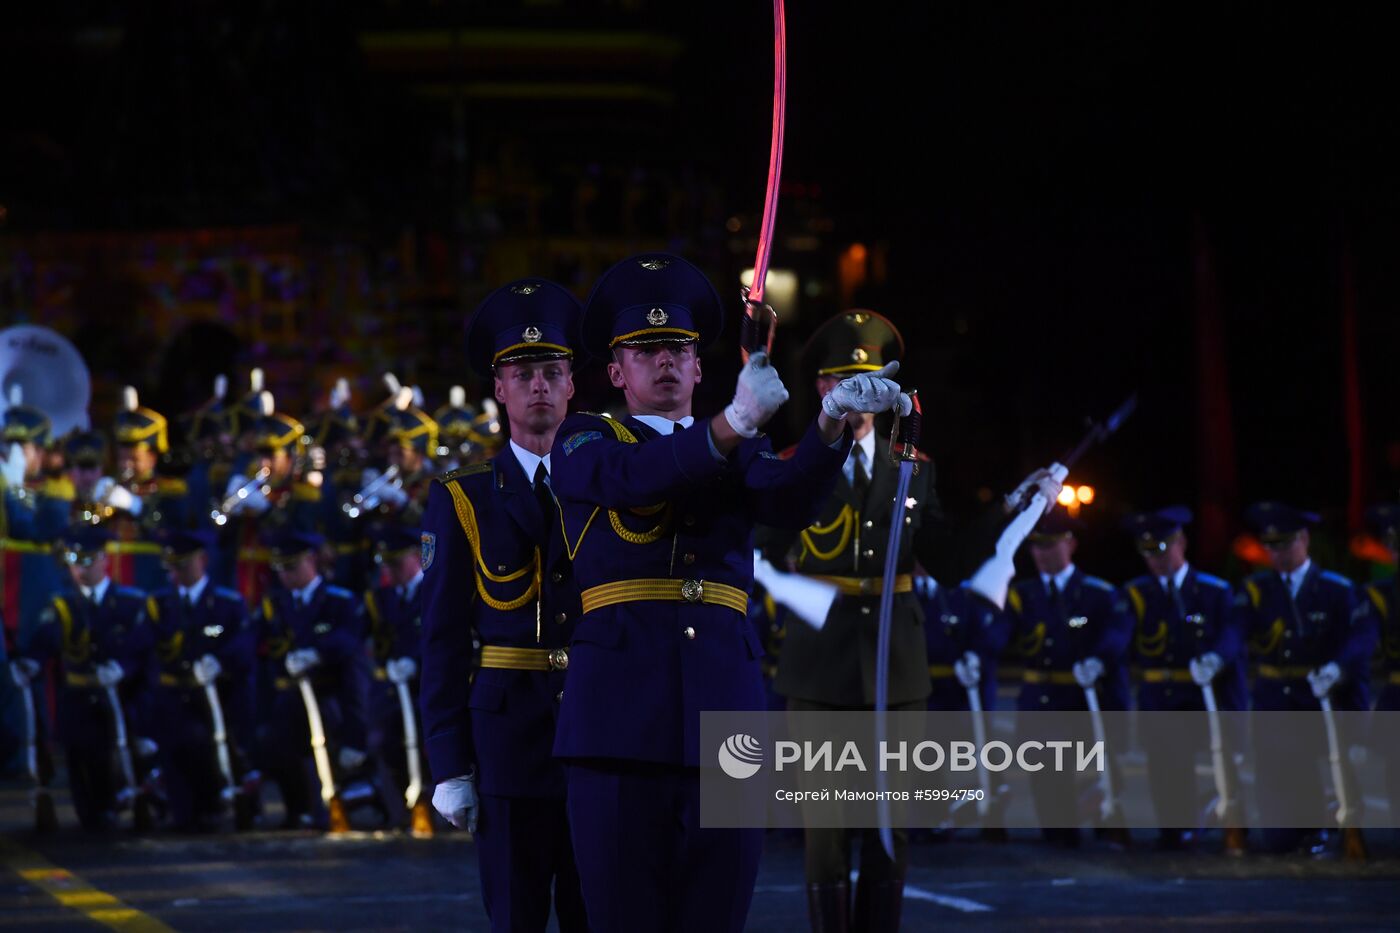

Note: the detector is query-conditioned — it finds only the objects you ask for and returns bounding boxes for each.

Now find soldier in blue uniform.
[422,278,588,932]
[1361,503,1400,834]
[1235,502,1375,855]
[1005,511,1131,846]
[1119,507,1245,852]
[1,395,69,659]
[364,524,432,835]
[916,575,1008,715]
[108,388,184,591]
[547,253,909,933]
[253,531,369,829]
[10,526,156,831]
[146,530,256,832]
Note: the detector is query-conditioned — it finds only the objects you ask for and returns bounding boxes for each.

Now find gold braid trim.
[1016,621,1045,658]
[799,505,856,562]
[446,480,540,610]
[1249,618,1285,656]
[1135,620,1167,658]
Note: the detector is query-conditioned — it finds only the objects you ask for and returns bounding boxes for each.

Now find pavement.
[3,779,1400,931]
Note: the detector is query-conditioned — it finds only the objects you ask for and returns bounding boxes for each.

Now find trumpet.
[342,465,401,519]
[211,467,272,526]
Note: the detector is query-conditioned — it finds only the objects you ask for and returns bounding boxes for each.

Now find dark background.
[3,1,1398,580]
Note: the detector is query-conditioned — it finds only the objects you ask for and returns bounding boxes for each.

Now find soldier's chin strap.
[739,0,786,362]
[874,392,921,860]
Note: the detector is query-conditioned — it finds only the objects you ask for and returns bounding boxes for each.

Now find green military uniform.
[758,310,945,933]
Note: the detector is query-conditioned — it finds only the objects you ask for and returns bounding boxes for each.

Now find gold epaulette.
[436,463,491,485]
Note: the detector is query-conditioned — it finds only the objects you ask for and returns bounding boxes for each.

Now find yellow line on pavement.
[0,837,175,932]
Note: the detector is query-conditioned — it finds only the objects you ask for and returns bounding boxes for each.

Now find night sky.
[3,2,1398,579]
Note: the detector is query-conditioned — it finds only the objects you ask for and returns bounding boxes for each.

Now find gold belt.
[1257,664,1312,680]
[64,672,99,688]
[1141,668,1194,684]
[928,664,955,679]
[811,574,913,597]
[1023,670,1078,685]
[480,645,569,672]
[106,541,163,556]
[580,578,748,616]
[0,538,52,554]
[1389,671,1400,685]
[158,673,202,688]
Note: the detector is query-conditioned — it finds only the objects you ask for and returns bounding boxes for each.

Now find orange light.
[847,242,868,263]
[1057,486,1077,507]
[1076,485,1095,504]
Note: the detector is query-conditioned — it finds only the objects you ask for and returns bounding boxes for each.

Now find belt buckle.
[548,648,569,671]
[680,579,704,603]
[858,578,874,595]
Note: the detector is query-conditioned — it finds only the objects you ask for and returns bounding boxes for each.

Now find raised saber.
[739,0,787,361]
[874,391,922,859]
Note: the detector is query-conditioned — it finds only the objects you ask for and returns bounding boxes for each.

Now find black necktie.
[852,448,870,501]
[534,463,554,522]
[1048,578,1063,614]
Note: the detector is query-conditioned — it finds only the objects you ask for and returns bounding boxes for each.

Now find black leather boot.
[851,878,904,933]
[806,881,851,933]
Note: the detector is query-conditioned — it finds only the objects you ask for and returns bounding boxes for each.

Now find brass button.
[552,571,564,583]
[1282,686,1291,695]
[1284,631,1292,639]
[862,548,875,558]
[497,564,507,574]
[1283,650,1291,659]
[555,611,568,625]
[683,626,696,640]
[1044,637,1054,647]
[680,579,704,603]
[549,648,569,671]
[860,606,871,616]
[864,520,874,529]
[1039,695,1049,705]
[683,553,696,565]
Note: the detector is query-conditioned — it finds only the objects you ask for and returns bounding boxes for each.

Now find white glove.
[752,551,838,631]
[1188,652,1223,687]
[386,656,418,684]
[724,351,790,439]
[432,775,480,832]
[1072,656,1104,688]
[338,746,368,771]
[967,464,1068,609]
[954,651,982,688]
[193,654,222,687]
[2,443,26,487]
[103,483,144,517]
[1308,661,1343,699]
[820,361,913,420]
[285,648,322,678]
[96,659,125,688]
[134,737,159,758]
[376,483,409,509]
[1004,464,1066,515]
[9,658,40,688]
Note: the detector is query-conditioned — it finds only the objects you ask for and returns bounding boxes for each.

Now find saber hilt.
[890,390,922,466]
[739,286,778,362]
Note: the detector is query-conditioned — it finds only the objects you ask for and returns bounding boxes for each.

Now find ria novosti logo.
[718,734,764,779]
